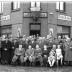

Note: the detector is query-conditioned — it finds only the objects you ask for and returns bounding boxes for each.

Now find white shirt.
[56,48,62,56]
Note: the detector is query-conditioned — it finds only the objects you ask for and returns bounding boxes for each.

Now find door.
[29,23,41,36]
[30,30,40,36]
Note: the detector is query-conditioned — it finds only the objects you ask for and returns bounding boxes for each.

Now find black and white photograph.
[0,0,72,72]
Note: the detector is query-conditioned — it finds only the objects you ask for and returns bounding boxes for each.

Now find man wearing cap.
[12,44,25,65]
[34,44,43,66]
[24,45,35,66]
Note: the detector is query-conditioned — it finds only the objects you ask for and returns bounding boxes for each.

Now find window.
[0,2,3,13]
[56,2,59,11]
[36,1,40,8]
[11,1,20,10]
[30,1,40,11]
[1,25,12,36]
[31,1,40,8]
[31,1,35,8]
[56,1,66,12]
[60,2,64,11]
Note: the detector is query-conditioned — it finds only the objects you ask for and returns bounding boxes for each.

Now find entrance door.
[30,30,40,36]
[29,23,41,36]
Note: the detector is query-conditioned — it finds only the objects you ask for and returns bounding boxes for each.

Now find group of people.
[0,34,72,67]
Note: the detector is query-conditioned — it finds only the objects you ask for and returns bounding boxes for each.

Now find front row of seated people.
[12,44,63,67]
[48,45,63,67]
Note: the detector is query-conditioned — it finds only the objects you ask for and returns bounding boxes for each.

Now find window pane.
[56,2,59,10]
[31,1,35,8]
[62,26,70,33]
[60,1,64,11]
[36,1,40,7]
[13,2,17,9]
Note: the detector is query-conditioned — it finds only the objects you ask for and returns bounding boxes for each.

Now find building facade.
[0,1,72,38]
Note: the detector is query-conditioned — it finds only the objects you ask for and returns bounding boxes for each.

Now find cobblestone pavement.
[0,65,72,72]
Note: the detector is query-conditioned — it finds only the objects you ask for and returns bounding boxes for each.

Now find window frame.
[11,1,20,12]
[56,1,66,13]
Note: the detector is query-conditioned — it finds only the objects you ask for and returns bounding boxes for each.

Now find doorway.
[29,23,41,36]
[30,30,40,36]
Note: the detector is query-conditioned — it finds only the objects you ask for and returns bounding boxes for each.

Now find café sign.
[23,12,48,18]
[58,14,71,21]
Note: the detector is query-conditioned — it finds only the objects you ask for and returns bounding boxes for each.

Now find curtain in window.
[31,1,35,8]
[36,1,40,7]
[56,2,59,10]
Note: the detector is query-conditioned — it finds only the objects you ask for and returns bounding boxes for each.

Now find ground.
[0,65,72,72]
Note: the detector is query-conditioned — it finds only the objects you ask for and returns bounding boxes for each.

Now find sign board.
[49,28,53,35]
[30,25,40,30]
[58,14,71,21]
[40,13,48,17]
[24,12,48,18]
[1,15,10,21]
[30,7,40,11]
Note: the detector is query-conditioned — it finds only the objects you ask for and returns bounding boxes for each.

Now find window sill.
[55,9,66,14]
[59,11,67,14]
[11,8,20,13]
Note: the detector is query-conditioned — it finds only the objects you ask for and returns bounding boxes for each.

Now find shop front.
[29,23,41,36]
[57,25,70,38]
[1,25,12,37]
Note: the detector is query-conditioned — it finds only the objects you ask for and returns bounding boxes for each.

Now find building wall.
[1,1,72,38]
[11,11,23,24]
[1,2,11,26]
[21,2,31,36]
[12,24,22,37]
[47,1,72,38]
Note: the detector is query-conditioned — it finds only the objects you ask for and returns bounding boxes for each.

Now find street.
[0,65,72,72]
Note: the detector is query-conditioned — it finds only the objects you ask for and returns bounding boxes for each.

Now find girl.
[48,45,56,67]
[56,45,63,66]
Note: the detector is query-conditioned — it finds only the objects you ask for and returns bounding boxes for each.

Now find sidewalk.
[0,65,72,72]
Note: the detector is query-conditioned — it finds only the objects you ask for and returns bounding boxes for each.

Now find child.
[56,45,63,66]
[48,45,56,67]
